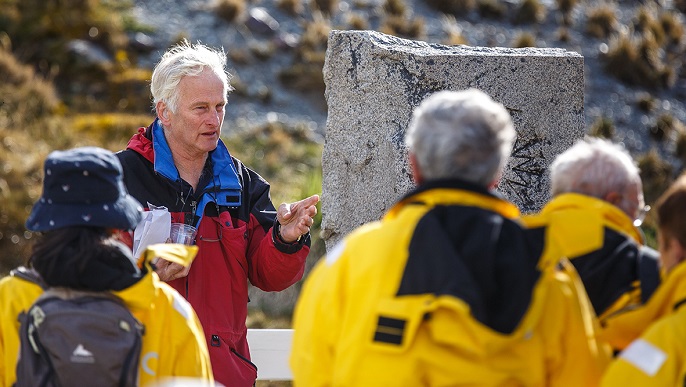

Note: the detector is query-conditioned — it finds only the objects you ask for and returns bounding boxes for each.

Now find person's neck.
[172,149,208,191]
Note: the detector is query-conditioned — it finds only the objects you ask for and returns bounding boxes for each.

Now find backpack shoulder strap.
[10,266,47,289]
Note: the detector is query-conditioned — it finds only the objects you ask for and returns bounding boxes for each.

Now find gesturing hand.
[276,194,320,243]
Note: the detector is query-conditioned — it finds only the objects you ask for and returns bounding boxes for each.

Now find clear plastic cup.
[169,223,197,245]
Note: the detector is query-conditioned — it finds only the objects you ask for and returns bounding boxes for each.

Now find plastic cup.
[169,223,197,245]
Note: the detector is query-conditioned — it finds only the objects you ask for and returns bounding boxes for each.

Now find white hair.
[404,89,516,186]
[550,137,641,205]
[150,40,233,113]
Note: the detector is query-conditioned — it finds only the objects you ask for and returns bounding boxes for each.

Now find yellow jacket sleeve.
[602,311,686,386]
[0,276,43,387]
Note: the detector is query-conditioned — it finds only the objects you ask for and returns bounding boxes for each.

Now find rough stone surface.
[322,30,585,249]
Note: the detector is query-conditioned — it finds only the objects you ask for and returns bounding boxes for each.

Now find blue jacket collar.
[152,119,242,224]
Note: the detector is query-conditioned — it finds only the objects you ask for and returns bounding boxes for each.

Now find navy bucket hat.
[26,147,143,232]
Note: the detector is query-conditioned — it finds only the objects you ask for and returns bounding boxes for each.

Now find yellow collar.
[386,188,520,220]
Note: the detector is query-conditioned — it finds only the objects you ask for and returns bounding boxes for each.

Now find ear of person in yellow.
[137,243,199,269]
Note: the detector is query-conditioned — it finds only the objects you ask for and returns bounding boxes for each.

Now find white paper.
[132,203,172,258]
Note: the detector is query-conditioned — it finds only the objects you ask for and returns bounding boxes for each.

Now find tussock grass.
[310,0,339,15]
[512,32,536,48]
[441,15,469,45]
[638,148,674,204]
[556,0,578,26]
[514,0,546,25]
[346,12,370,30]
[589,116,615,139]
[278,0,304,15]
[585,3,618,38]
[279,14,330,93]
[380,14,426,39]
[214,0,246,23]
[425,0,476,16]
[477,0,506,19]
[384,0,407,16]
[603,29,675,89]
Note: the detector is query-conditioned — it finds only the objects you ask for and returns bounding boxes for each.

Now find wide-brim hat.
[26,147,143,232]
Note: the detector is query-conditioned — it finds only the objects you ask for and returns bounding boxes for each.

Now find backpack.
[11,267,144,387]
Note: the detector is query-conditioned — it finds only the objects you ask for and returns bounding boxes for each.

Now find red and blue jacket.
[117,120,309,386]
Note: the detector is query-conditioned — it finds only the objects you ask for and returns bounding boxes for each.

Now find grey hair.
[150,40,233,113]
[404,89,516,186]
[550,137,641,200]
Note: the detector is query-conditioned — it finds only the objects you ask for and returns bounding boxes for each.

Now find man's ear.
[157,101,171,126]
[604,191,622,207]
[409,152,423,185]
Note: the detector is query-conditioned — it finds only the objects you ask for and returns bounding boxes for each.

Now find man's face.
[162,68,227,159]
[618,180,645,223]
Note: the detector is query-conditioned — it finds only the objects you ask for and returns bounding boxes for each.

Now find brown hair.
[656,173,686,248]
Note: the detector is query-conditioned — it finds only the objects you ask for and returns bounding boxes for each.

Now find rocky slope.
[133,0,686,160]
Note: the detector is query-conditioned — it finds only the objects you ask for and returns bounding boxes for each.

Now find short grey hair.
[150,40,233,113]
[550,137,641,200]
[404,89,516,186]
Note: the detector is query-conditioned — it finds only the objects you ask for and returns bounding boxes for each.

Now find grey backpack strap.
[10,266,47,289]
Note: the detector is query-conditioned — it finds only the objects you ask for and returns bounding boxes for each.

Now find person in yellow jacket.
[0,147,213,386]
[601,173,686,385]
[290,89,610,386]
[522,137,659,323]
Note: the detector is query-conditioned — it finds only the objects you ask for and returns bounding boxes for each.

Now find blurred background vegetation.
[1,0,685,348]
[0,0,324,279]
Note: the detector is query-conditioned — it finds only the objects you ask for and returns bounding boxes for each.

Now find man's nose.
[208,111,222,126]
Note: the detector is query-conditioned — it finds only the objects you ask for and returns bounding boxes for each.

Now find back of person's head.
[25,146,144,290]
[550,137,642,215]
[655,173,686,249]
[150,39,232,114]
[404,89,516,186]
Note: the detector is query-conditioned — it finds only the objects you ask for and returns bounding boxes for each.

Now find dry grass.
[585,3,618,38]
[477,0,506,19]
[557,26,571,42]
[589,116,615,139]
[441,15,469,45]
[346,12,370,30]
[638,149,674,204]
[635,5,666,46]
[380,14,426,39]
[603,29,672,89]
[514,0,546,25]
[277,0,304,16]
[425,0,476,16]
[636,93,656,112]
[512,32,536,48]
[310,0,339,15]
[556,0,578,26]
[384,0,407,16]
[649,114,686,143]
[214,0,246,23]
[0,47,61,128]
[659,11,685,47]
[279,15,330,93]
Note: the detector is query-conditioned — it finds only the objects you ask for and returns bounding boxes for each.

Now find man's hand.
[154,258,191,281]
[276,194,320,243]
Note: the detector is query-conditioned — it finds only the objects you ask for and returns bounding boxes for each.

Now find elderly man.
[117,40,318,386]
[523,137,660,323]
[602,173,686,384]
[290,89,610,386]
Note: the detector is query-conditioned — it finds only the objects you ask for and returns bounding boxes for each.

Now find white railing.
[247,328,294,381]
